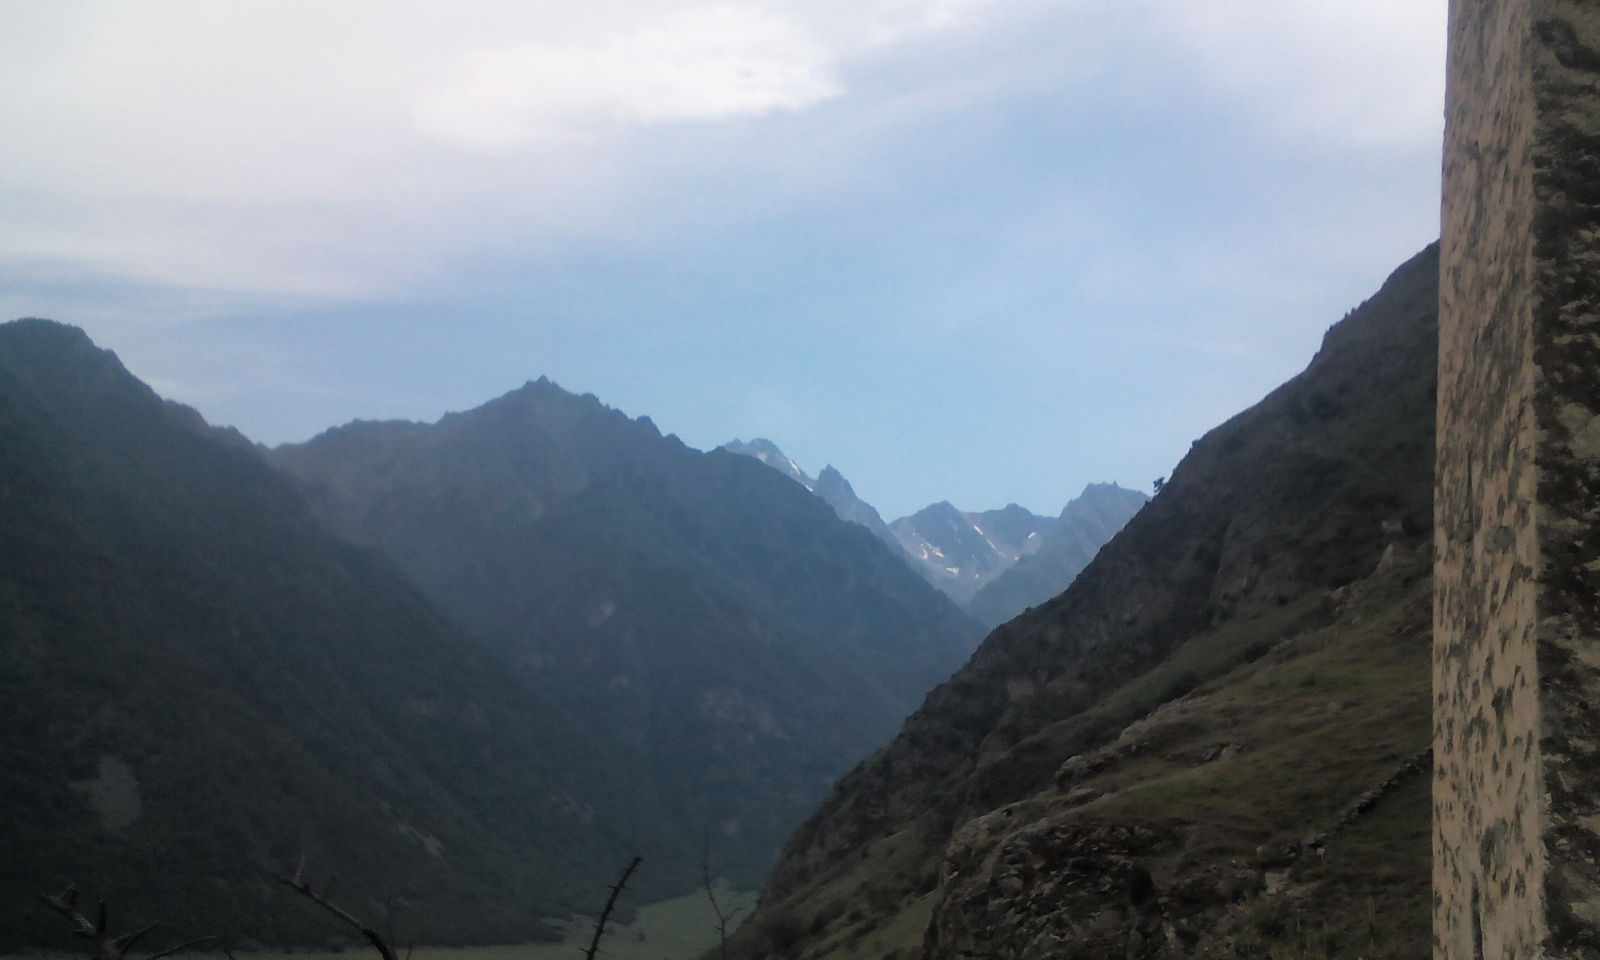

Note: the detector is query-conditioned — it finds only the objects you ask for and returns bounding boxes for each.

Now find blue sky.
[0,1,1445,519]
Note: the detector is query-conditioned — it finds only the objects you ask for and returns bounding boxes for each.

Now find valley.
[6,243,1437,960]
[723,244,1439,959]
[0,6,1462,960]
[1,316,1139,955]
[11,880,757,960]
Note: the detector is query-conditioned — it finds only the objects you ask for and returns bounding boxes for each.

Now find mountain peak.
[725,442,912,563]
[503,374,580,403]
[1078,480,1133,496]
[2,317,119,371]
[0,318,187,441]
[720,438,814,490]
[726,436,784,457]
[908,500,964,523]
[1060,481,1149,518]
[3,315,93,342]
[815,464,849,487]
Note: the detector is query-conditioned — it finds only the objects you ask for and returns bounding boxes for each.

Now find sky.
[0,1,1446,520]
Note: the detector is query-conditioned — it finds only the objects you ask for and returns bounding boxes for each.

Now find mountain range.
[0,321,629,947]
[965,482,1152,628]
[718,439,906,559]
[270,383,981,891]
[721,440,1146,624]
[5,242,1443,960]
[1,325,979,950]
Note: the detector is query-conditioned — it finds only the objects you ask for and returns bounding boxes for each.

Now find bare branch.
[272,871,399,960]
[702,834,737,960]
[582,856,643,960]
[38,889,208,960]
[39,891,99,944]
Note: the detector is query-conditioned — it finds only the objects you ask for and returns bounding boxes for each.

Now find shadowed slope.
[271,382,981,889]
[0,320,640,950]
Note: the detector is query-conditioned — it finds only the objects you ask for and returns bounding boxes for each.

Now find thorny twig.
[582,856,643,960]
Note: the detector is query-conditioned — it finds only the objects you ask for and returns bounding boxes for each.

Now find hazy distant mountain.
[721,437,814,489]
[725,437,1143,616]
[890,502,1058,605]
[964,483,1148,627]
[720,438,907,558]
[274,391,982,889]
[0,320,638,950]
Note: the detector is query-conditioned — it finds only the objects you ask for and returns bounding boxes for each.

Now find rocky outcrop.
[934,819,1179,960]
[923,544,1434,960]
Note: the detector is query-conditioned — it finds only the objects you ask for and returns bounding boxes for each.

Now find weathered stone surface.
[1436,2,1600,958]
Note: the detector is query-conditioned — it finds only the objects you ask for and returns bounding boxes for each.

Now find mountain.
[720,438,814,489]
[725,245,1439,960]
[720,439,906,558]
[272,390,982,891]
[0,320,643,950]
[717,441,1141,619]
[813,466,896,545]
[889,502,1058,605]
[965,482,1149,627]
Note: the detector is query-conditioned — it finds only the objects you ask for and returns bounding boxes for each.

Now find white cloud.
[1156,0,1447,150]
[413,6,843,151]
[0,0,982,297]
[0,0,1444,304]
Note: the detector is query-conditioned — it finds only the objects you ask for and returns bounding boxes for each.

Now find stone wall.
[1435,2,1600,958]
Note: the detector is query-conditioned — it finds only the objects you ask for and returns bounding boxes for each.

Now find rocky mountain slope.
[721,438,907,558]
[965,483,1149,628]
[272,388,981,890]
[0,321,643,950]
[725,244,1439,960]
